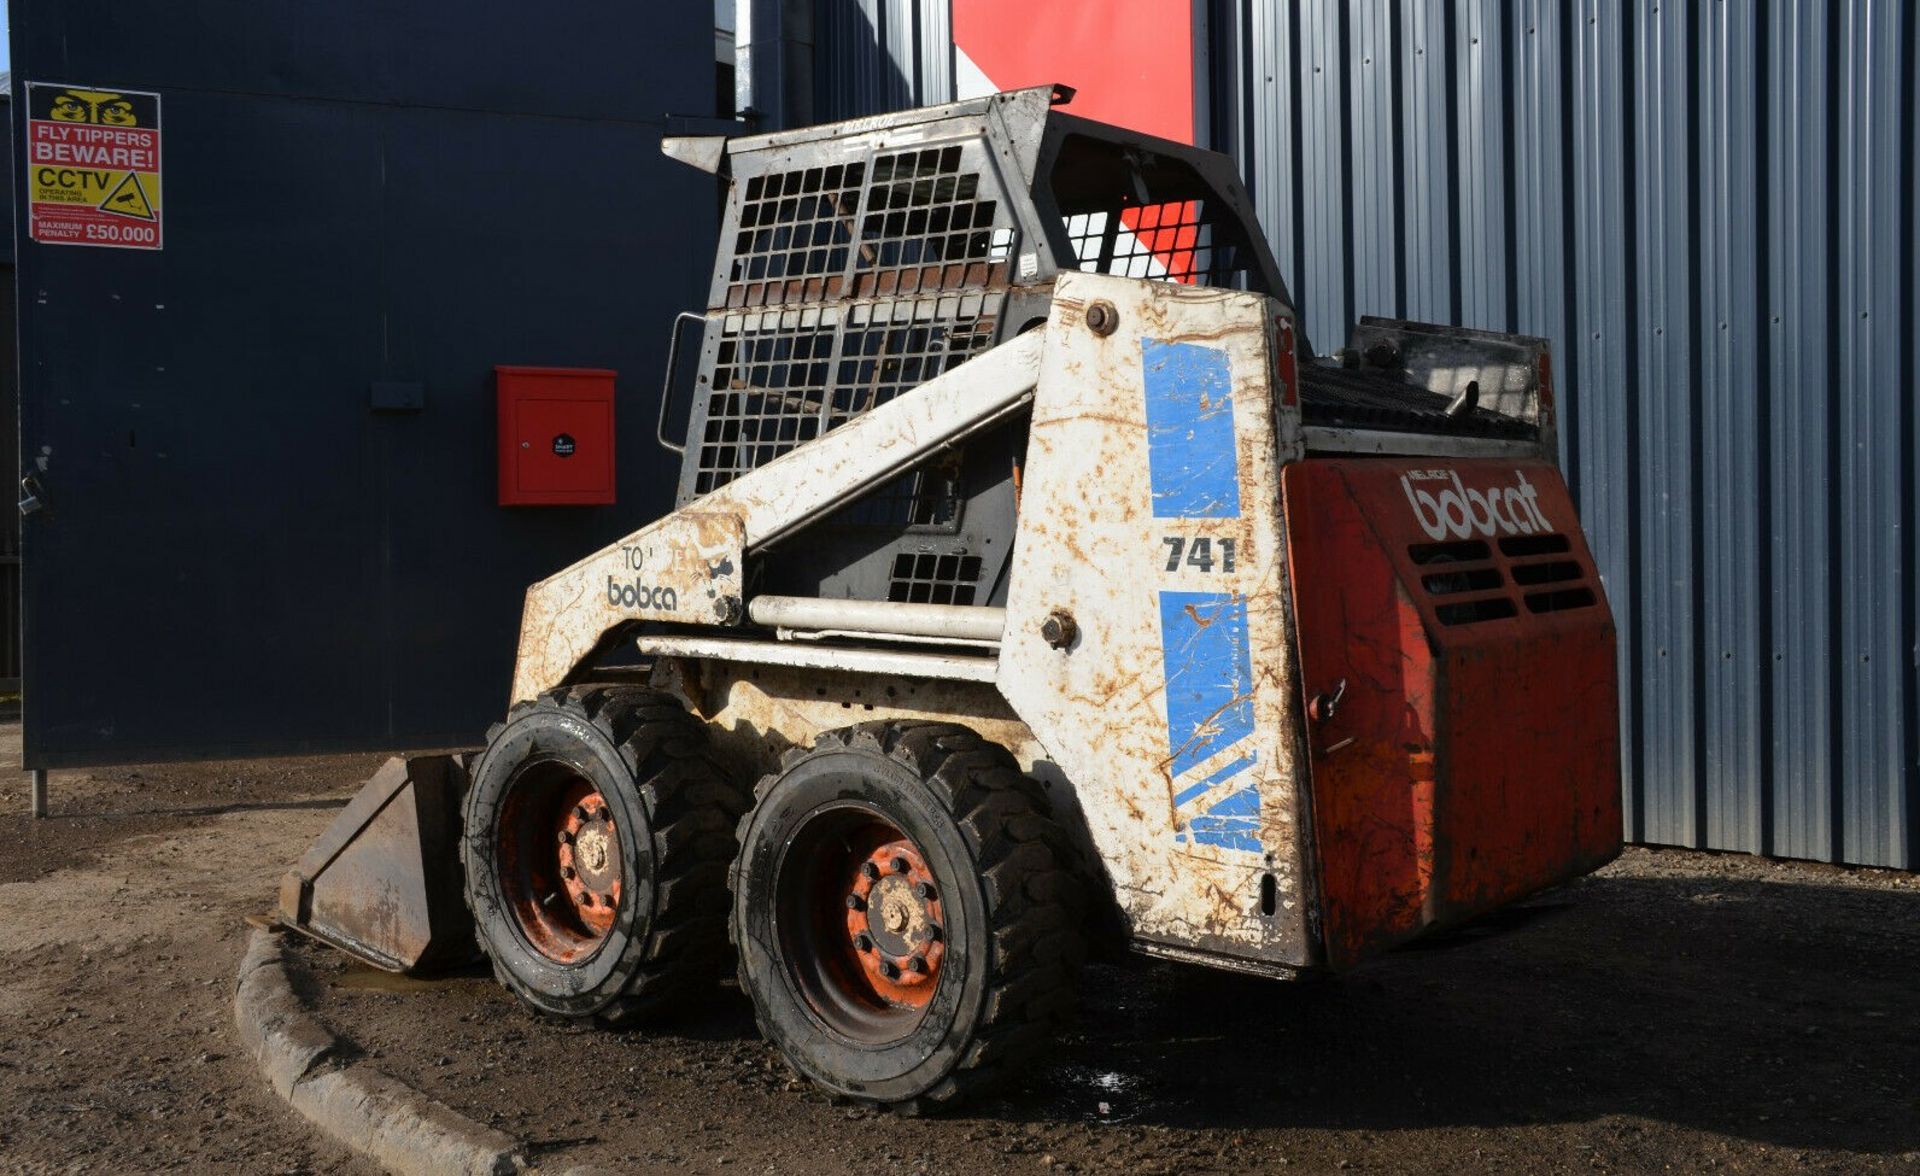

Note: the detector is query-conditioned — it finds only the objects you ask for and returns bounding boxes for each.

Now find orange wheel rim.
[496,761,622,963]
[776,804,948,1043]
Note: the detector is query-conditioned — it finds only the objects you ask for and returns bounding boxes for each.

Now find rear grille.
[1435,597,1519,625]
[1524,586,1597,613]
[1411,533,1597,626]
[1409,539,1491,565]
[1498,533,1570,557]
[1423,567,1501,594]
[1510,560,1583,586]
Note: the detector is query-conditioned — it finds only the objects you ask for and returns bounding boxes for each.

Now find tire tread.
[733,719,1084,1111]
[464,685,749,1027]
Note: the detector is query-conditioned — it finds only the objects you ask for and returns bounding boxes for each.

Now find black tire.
[463,685,747,1024]
[731,721,1084,1111]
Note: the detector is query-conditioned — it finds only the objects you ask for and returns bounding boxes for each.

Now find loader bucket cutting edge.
[276,753,481,975]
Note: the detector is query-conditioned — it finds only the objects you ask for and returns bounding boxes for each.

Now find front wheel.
[463,685,746,1024]
[731,722,1084,1111]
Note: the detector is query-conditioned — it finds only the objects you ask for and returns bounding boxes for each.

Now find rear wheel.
[731,722,1084,1110]
[463,685,746,1023]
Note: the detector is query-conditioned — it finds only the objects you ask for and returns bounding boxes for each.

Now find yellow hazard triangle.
[99,172,155,220]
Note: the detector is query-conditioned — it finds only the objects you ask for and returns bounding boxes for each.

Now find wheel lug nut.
[854,933,874,952]
[860,861,881,881]
[579,892,595,907]
[557,830,572,844]
[914,881,936,901]
[926,923,943,943]
[845,895,865,912]
[561,866,576,880]
[891,856,911,875]
[878,959,900,979]
[573,804,589,821]
[908,955,927,974]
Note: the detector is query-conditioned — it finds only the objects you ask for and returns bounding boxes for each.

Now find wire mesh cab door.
[663,90,1302,609]
[674,98,1053,605]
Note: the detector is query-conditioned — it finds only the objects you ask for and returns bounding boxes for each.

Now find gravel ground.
[2,730,1916,1174]
[0,725,381,1175]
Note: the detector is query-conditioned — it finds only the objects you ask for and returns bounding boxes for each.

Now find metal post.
[29,768,47,818]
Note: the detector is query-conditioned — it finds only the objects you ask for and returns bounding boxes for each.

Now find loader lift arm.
[508,330,1045,704]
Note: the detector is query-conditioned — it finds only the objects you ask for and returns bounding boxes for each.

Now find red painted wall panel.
[952,0,1194,144]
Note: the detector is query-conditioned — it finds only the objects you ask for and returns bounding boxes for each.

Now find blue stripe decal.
[1172,752,1259,809]
[1159,592,1255,780]
[1142,339,1241,519]
[1190,784,1263,852]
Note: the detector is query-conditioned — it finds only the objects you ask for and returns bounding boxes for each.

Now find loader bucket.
[277,753,480,974]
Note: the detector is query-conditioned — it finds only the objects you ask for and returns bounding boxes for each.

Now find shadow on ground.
[1008,871,1919,1158]
[302,853,1920,1173]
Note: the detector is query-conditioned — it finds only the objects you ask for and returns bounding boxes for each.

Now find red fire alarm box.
[496,366,617,506]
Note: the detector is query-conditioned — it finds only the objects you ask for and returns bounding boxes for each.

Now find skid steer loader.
[280,85,1622,1110]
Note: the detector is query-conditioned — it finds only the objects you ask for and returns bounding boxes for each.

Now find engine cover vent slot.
[1410,531,1598,626]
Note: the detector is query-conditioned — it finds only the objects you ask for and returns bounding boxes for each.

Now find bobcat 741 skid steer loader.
[279,86,1622,1111]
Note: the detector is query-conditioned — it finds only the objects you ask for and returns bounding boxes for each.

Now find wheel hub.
[844,839,945,1007]
[557,799,622,921]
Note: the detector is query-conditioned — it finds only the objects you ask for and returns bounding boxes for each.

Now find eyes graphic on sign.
[48,90,139,126]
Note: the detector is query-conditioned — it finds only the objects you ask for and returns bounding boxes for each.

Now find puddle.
[1056,1064,1151,1123]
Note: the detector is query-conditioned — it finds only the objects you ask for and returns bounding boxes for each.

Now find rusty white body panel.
[995,274,1317,964]
[510,511,747,704]
[508,331,1043,703]
[654,658,1039,773]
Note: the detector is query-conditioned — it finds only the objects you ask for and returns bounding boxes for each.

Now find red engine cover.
[1283,458,1623,968]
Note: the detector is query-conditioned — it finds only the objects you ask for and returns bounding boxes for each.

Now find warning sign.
[26,82,163,251]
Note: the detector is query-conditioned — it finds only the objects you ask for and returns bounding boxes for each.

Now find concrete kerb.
[233,928,528,1176]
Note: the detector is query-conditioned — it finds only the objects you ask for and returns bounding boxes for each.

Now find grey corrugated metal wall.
[1214,0,1917,870]
[812,0,953,119]
[797,0,1919,870]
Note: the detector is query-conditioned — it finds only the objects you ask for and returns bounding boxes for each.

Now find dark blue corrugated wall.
[13,4,719,765]
[808,0,1917,868]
